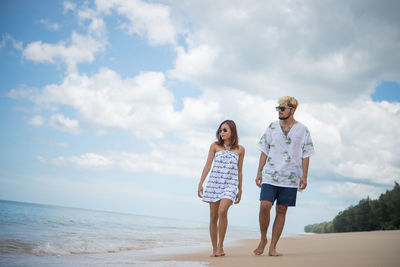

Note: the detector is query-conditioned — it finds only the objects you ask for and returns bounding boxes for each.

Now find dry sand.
[160,230,400,267]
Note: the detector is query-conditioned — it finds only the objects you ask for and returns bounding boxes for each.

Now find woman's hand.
[234,189,242,204]
[197,184,203,198]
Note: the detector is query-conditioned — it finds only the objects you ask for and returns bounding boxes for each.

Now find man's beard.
[279,115,290,120]
[279,110,292,120]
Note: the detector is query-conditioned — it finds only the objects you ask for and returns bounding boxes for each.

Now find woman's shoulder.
[212,141,223,146]
[236,144,245,155]
[211,142,224,150]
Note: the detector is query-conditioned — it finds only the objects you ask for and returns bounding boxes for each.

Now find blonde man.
[254,96,314,256]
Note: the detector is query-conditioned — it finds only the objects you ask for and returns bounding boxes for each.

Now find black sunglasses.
[276,106,293,112]
[219,128,228,133]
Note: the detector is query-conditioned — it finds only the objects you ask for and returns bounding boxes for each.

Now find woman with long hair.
[198,120,245,257]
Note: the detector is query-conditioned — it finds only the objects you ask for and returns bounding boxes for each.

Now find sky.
[1,0,399,234]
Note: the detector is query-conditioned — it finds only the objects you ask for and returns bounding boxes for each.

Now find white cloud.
[175,91,400,186]
[55,142,69,148]
[168,0,400,103]
[77,6,107,37]
[70,153,113,168]
[21,2,107,73]
[12,75,400,185]
[22,31,105,73]
[18,0,399,102]
[293,100,400,186]
[320,182,385,202]
[63,1,76,13]
[8,86,38,101]
[95,0,176,46]
[40,146,205,178]
[8,1,400,190]
[16,68,177,139]
[0,33,23,50]
[49,114,79,134]
[37,19,59,31]
[40,153,113,169]
[179,96,221,126]
[316,101,400,184]
[169,43,219,81]
[28,115,45,127]
[113,147,203,178]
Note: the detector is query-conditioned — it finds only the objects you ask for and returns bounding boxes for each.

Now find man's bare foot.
[253,239,267,255]
[210,250,218,257]
[268,247,283,256]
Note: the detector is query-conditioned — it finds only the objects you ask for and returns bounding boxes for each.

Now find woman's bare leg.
[209,201,220,257]
[216,198,233,256]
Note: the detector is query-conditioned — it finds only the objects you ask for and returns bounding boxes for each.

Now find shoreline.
[157,230,400,267]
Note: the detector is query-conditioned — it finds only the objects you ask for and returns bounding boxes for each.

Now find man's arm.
[299,157,310,190]
[255,152,267,188]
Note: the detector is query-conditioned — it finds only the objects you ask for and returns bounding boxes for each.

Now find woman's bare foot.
[253,238,267,255]
[269,247,283,256]
[216,250,225,257]
[210,250,218,257]
[216,245,225,257]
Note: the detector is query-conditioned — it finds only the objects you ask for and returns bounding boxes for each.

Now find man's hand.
[299,176,307,191]
[255,174,262,188]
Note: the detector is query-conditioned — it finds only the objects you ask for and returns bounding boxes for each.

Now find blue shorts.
[260,183,297,206]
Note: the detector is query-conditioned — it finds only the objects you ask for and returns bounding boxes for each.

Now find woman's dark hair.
[215,120,239,149]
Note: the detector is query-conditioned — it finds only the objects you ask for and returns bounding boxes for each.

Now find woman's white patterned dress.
[202,149,239,203]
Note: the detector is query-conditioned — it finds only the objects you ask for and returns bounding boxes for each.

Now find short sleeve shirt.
[257,121,315,188]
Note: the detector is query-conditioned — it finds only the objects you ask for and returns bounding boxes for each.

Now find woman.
[198,120,245,257]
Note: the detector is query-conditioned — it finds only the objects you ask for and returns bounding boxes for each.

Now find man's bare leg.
[216,198,232,256]
[269,204,287,256]
[209,201,220,257]
[254,200,272,255]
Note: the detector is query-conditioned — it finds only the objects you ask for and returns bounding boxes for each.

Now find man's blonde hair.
[278,96,298,109]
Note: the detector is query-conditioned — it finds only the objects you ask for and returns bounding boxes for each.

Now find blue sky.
[1,0,399,234]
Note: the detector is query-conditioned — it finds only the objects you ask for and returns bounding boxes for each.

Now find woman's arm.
[235,145,245,204]
[198,143,216,198]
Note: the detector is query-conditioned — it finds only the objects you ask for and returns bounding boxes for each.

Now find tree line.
[304,182,400,233]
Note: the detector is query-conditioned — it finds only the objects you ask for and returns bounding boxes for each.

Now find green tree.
[305,182,400,233]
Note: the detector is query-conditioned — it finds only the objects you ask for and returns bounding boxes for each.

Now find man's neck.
[280,117,296,126]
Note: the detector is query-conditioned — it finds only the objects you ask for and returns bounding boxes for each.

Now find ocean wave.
[0,238,164,256]
[0,239,35,255]
[38,239,168,256]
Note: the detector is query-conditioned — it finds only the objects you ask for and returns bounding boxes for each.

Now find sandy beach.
[160,230,400,267]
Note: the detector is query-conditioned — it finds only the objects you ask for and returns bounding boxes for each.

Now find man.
[253,96,314,256]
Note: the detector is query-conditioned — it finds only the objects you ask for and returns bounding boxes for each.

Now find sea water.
[0,200,258,266]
